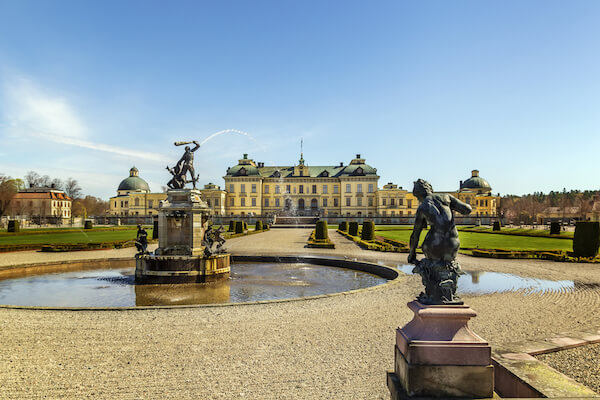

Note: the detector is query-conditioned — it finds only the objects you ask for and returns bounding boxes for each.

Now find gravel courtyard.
[1,228,599,399]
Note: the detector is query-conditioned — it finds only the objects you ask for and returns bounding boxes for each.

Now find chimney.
[339,162,343,167]
[460,180,463,188]
[356,154,361,159]
[472,170,479,177]
[29,183,34,188]
[243,153,248,159]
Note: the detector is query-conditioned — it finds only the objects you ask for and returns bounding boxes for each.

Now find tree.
[24,171,41,188]
[51,178,63,190]
[64,178,83,199]
[39,175,52,187]
[0,175,19,216]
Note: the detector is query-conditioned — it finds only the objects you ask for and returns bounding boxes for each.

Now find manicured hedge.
[492,221,501,231]
[84,221,93,229]
[228,220,235,232]
[255,220,263,231]
[573,222,600,257]
[550,222,561,235]
[235,221,244,234]
[361,221,375,241]
[315,220,328,240]
[339,221,348,232]
[8,220,20,233]
[348,222,359,236]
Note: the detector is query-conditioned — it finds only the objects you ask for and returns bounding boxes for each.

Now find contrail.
[199,129,266,152]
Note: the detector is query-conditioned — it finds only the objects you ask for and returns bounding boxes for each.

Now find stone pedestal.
[388,301,494,399]
[136,189,230,284]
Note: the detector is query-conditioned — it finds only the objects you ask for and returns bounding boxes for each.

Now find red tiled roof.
[14,192,72,201]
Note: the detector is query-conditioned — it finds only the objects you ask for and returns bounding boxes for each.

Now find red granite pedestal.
[388,301,494,399]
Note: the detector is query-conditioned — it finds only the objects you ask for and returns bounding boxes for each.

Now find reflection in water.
[0,263,386,307]
[397,264,576,295]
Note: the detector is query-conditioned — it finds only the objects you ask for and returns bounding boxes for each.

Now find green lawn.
[375,228,573,252]
[0,229,151,245]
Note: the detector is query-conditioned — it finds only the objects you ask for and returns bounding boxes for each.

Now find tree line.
[0,171,108,217]
[499,189,599,224]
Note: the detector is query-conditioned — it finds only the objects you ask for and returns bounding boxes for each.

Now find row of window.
[228,183,376,195]
[229,197,385,208]
[381,198,413,207]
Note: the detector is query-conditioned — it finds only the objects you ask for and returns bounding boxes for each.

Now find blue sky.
[1,1,599,199]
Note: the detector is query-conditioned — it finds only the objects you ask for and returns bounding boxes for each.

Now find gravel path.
[1,228,600,399]
[536,343,600,394]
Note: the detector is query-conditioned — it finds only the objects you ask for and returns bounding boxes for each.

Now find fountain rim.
[0,255,401,311]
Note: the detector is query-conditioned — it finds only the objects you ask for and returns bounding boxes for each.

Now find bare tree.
[39,175,52,187]
[64,178,83,199]
[24,171,41,188]
[0,175,19,216]
[51,178,63,190]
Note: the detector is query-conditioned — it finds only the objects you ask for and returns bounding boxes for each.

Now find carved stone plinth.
[388,301,494,399]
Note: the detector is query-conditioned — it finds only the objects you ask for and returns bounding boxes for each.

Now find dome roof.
[118,167,150,192]
[461,170,491,190]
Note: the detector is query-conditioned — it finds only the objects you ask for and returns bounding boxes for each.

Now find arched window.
[298,199,305,209]
[311,199,318,209]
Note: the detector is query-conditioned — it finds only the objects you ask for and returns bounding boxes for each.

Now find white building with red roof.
[8,186,72,223]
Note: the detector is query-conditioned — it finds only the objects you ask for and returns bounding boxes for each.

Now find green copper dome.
[118,167,150,192]
[461,170,491,190]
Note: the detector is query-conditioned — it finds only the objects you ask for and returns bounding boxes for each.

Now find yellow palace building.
[109,157,499,221]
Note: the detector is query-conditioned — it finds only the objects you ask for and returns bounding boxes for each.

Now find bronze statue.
[408,179,472,304]
[135,224,149,255]
[166,140,200,189]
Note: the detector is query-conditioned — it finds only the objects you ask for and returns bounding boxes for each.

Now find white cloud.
[1,76,169,163]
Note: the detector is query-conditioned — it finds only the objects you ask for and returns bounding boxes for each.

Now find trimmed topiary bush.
[84,220,93,229]
[255,220,263,231]
[152,220,159,239]
[550,222,561,235]
[573,221,600,257]
[235,221,244,234]
[7,220,20,233]
[361,221,375,241]
[348,221,359,236]
[492,221,501,231]
[315,220,328,240]
[340,221,349,232]
[228,220,235,232]
[243,221,248,230]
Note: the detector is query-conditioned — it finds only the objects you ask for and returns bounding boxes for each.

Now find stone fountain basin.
[0,256,399,309]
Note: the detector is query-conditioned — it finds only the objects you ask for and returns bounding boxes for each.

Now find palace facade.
[108,156,499,219]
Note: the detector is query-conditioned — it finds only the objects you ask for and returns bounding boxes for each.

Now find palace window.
[207,199,211,206]
[333,185,339,194]
[323,198,328,207]
[265,198,269,207]
[368,184,374,193]
[357,184,362,193]
[346,198,351,206]
[264,185,269,194]
[299,185,304,194]
[134,198,140,206]
[391,211,395,216]
[230,198,234,206]
[251,198,256,207]
[382,211,387,216]
[241,184,246,193]
[275,185,280,194]
[368,198,373,207]
[400,211,403,216]
[148,200,154,208]
[357,197,362,206]
[312,185,317,194]
[382,198,386,206]
[286,185,291,194]
[251,184,257,193]
[229,184,235,193]
[215,199,219,206]
[323,185,328,194]
[399,199,403,206]
[275,198,280,207]
[334,198,339,207]
[241,198,246,206]
[391,199,395,206]
[407,200,412,208]
[346,184,351,193]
